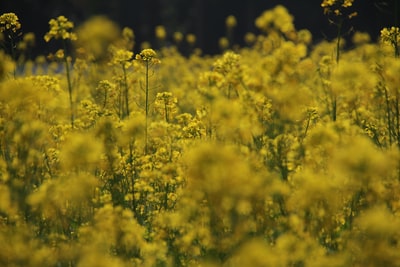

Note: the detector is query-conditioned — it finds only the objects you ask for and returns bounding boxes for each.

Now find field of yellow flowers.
[1,1,400,266]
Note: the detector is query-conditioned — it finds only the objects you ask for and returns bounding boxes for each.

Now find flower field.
[1,1,400,266]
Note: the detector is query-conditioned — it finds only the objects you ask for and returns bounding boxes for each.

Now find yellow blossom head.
[55,49,65,60]
[244,32,256,46]
[225,15,237,29]
[122,26,134,40]
[173,31,183,44]
[321,0,357,17]
[135,48,160,64]
[218,37,229,50]
[44,15,77,42]
[108,45,133,67]
[155,25,167,40]
[0,12,21,33]
[380,27,400,47]
[186,33,196,46]
[255,5,295,37]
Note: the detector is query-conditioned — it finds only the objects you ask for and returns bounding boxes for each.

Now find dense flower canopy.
[1,2,400,266]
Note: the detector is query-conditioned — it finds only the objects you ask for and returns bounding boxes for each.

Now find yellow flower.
[122,26,134,40]
[321,0,337,7]
[380,26,400,46]
[213,51,241,75]
[225,15,237,29]
[244,32,256,46]
[321,0,354,8]
[109,45,133,67]
[75,16,120,60]
[55,49,65,60]
[135,48,160,64]
[297,29,312,45]
[0,12,21,33]
[173,31,183,44]
[155,25,167,40]
[218,37,229,50]
[186,33,196,45]
[44,15,77,42]
[321,0,356,16]
[255,5,295,35]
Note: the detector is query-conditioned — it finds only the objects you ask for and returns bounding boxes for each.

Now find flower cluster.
[321,0,357,17]
[255,5,295,36]
[108,46,133,67]
[135,48,161,64]
[381,27,400,48]
[44,15,77,42]
[0,12,21,33]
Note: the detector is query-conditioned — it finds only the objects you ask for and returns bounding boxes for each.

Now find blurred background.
[1,0,399,55]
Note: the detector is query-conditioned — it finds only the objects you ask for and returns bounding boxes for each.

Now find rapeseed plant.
[380,26,400,57]
[108,46,133,119]
[2,3,400,267]
[0,12,21,77]
[44,15,77,126]
[135,48,161,153]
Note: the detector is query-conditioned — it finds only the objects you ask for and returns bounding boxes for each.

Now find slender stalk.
[164,102,169,123]
[393,0,399,59]
[396,94,400,147]
[332,94,337,122]
[331,19,342,122]
[145,61,149,154]
[119,80,123,119]
[335,19,343,64]
[128,141,136,211]
[102,86,108,109]
[303,114,311,140]
[122,64,130,118]
[384,85,393,146]
[63,41,74,127]
[10,37,16,78]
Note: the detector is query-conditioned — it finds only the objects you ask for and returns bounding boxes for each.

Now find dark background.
[1,0,399,55]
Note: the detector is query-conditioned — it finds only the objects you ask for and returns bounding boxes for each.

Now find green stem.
[145,61,149,154]
[335,20,342,64]
[384,85,393,146]
[396,94,400,148]
[63,40,74,127]
[122,64,130,118]
[303,114,311,140]
[102,86,108,109]
[164,102,169,123]
[332,19,342,122]
[332,94,337,122]
[10,37,16,78]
